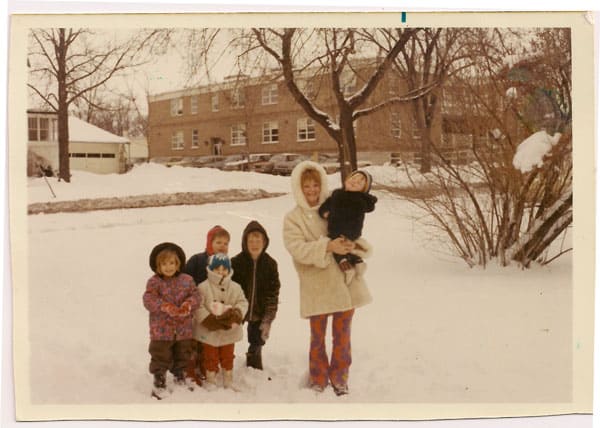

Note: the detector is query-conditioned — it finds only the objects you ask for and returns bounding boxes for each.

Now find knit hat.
[349,170,373,193]
[208,253,231,272]
[149,242,186,274]
[205,225,229,255]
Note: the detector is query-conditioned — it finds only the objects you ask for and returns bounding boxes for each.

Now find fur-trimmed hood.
[290,160,330,210]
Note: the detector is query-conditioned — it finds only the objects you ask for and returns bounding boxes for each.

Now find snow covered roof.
[68,116,129,145]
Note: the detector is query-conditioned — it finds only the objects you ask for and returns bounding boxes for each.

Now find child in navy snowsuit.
[318,170,377,272]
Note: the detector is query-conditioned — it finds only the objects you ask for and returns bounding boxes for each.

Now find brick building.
[147,69,443,164]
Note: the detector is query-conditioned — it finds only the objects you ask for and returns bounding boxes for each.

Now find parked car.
[222,153,273,171]
[319,154,372,174]
[179,155,226,168]
[149,156,184,167]
[253,153,301,174]
[272,154,310,176]
[203,154,245,170]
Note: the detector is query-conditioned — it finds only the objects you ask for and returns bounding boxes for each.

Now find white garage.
[68,117,130,174]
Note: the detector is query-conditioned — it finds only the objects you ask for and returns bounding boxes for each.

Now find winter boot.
[204,370,218,391]
[332,383,349,396]
[246,347,263,370]
[223,370,234,389]
[185,357,202,386]
[151,372,168,400]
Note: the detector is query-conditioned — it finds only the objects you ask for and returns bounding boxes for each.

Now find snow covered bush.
[397,28,572,268]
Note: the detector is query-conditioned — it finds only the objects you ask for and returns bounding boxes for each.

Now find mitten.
[160,302,179,317]
[201,314,223,331]
[179,301,192,316]
[259,321,271,342]
[216,308,237,329]
[229,308,244,325]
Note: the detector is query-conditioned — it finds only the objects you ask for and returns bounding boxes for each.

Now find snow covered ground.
[21,164,574,419]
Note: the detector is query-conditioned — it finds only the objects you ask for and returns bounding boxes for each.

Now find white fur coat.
[283,160,372,318]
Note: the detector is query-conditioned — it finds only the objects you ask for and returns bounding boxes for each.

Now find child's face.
[159,256,179,278]
[213,264,229,277]
[345,173,366,192]
[247,231,265,260]
[212,236,229,254]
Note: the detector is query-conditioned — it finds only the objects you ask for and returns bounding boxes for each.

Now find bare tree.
[244,28,436,180]
[27,28,165,182]
[397,28,572,268]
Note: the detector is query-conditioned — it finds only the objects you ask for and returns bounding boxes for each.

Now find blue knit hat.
[208,253,231,272]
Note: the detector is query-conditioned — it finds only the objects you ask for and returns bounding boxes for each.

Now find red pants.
[202,343,235,372]
[309,309,354,388]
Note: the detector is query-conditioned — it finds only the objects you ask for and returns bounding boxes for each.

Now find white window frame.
[301,80,316,99]
[261,83,278,105]
[262,121,279,144]
[297,117,316,142]
[230,88,245,109]
[170,98,183,116]
[28,116,50,141]
[211,94,219,112]
[391,112,402,139]
[191,129,200,148]
[411,118,421,140]
[231,124,247,146]
[171,130,184,150]
[341,73,357,97]
[190,96,198,114]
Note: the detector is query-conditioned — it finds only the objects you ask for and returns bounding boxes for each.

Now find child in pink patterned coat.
[143,242,201,398]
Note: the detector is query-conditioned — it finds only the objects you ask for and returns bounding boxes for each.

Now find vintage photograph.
[7,11,595,422]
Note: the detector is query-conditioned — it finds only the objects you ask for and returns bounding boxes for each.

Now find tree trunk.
[57,28,71,182]
[508,191,572,266]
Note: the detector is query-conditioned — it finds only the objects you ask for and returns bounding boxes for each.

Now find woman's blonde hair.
[155,249,180,275]
[300,168,321,186]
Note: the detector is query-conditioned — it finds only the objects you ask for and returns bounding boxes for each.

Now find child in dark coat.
[318,170,377,273]
[143,242,201,399]
[231,221,281,370]
[182,225,231,385]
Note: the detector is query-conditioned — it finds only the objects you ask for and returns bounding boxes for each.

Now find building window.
[262,121,279,144]
[391,112,402,139]
[411,118,421,140]
[170,98,183,116]
[300,80,316,99]
[341,73,356,97]
[171,131,184,150]
[28,116,50,141]
[297,118,316,142]
[191,129,200,148]
[262,84,278,105]
[211,94,219,112]
[230,88,245,109]
[231,124,247,146]
[190,96,198,114]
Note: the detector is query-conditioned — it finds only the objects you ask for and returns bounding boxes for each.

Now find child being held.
[143,242,201,399]
[318,170,377,274]
[193,253,248,390]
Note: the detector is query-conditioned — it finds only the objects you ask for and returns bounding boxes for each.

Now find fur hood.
[290,160,330,210]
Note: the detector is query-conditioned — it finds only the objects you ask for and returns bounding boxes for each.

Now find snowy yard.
[22,164,573,417]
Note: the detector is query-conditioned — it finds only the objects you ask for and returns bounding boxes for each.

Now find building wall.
[147,73,437,162]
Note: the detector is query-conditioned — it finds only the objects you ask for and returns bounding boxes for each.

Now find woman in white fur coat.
[283,160,372,396]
